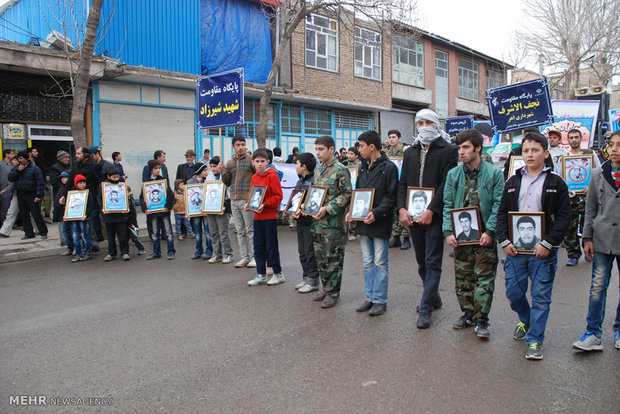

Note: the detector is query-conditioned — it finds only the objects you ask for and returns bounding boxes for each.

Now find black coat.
[70,159,99,194]
[294,172,315,226]
[175,163,195,183]
[48,161,71,195]
[497,168,571,250]
[396,138,458,224]
[8,162,45,197]
[355,153,399,239]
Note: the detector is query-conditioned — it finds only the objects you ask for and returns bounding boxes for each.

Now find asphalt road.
[1,228,618,413]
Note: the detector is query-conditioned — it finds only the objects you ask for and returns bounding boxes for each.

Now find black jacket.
[139,175,174,214]
[8,162,45,197]
[397,138,458,224]
[355,153,399,239]
[48,161,71,195]
[70,159,99,194]
[142,163,169,183]
[497,168,571,250]
[175,163,195,183]
[294,172,315,226]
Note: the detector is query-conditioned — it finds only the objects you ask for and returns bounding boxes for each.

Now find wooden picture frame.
[302,185,327,216]
[349,189,375,221]
[63,190,89,221]
[508,211,546,255]
[203,180,226,214]
[561,154,594,194]
[285,189,305,215]
[450,206,483,245]
[247,185,267,212]
[406,187,435,221]
[101,182,129,213]
[142,179,168,213]
[185,183,206,217]
[508,156,525,178]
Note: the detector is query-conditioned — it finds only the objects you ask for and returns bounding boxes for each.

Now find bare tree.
[255,0,417,148]
[71,0,104,148]
[516,0,620,98]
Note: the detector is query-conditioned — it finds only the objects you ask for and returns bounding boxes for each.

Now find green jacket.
[442,160,504,238]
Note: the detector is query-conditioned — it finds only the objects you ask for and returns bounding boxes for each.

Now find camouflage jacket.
[311,158,352,235]
[386,144,405,158]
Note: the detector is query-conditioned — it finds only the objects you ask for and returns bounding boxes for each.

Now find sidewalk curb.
[0,241,112,264]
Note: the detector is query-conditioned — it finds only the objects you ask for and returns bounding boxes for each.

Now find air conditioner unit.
[45,30,75,52]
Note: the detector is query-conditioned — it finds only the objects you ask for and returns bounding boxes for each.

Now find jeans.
[174,213,194,237]
[253,219,281,276]
[504,250,558,344]
[62,220,74,250]
[359,235,389,304]
[207,214,233,258]
[231,199,254,262]
[71,220,92,257]
[410,221,444,314]
[105,221,129,256]
[17,194,48,237]
[297,222,319,287]
[148,214,175,256]
[585,253,620,337]
[190,216,213,257]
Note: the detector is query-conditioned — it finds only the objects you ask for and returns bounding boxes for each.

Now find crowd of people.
[1,108,618,361]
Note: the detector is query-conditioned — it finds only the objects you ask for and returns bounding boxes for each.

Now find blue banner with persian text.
[196,68,244,129]
[486,78,554,134]
[445,115,474,142]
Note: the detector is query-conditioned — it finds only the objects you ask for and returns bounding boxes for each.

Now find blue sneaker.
[615,331,620,350]
[566,258,579,266]
[572,331,602,351]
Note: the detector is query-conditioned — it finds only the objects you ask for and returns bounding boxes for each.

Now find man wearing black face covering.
[397,109,458,329]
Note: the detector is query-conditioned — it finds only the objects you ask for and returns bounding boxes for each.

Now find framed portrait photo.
[508,156,525,178]
[63,190,89,221]
[406,187,434,221]
[247,185,267,212]
[285,189,305,215]
[561,154,594,193]
[142,179,167,212]
[508,212,546,255]
[389,157,403,179]
[349,189,375,221]
[303,185,327,216]
[101,182,129,213]
[450,206,483,245]
[348,167,358,190]
[203,181,226,214]
[185,183,205,217]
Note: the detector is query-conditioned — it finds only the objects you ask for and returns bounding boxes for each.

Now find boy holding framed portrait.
[186,163,214,261]
[205,157,234,264]
[559,128,601,267]
[99,167,130,262]
[497,132,570,360]
[140,159,176,260]
[62,174,95,262]
[346,130,398,316]
[443,129,505,339]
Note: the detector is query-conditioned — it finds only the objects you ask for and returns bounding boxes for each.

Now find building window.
[304,107,331,135]
[281,104,301,134]
[486,69,503,90]
[458,58,478,101]
[354,27,381,80]
[435,50,449,118]
[305,14,338,72]
[393,36,424,87]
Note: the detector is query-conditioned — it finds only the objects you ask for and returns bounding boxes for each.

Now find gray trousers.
[0,195,18,236]
[230,199,254,261]
[207,213,234,258]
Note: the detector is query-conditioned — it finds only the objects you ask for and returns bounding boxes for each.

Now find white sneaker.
[298,284,318,293]
[614,331,620,350]
[247,259,257,268]
[222,255,234,264]
[235,259,249,268]
[208,256,222,264]
[294,281,306,290]
[104,255,113,262]
[572,332,603,351]
[248,274,268,286]
[267,273,285,285]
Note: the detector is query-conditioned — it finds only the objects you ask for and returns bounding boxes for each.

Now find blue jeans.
[585,253,620,337]
[359,235,389,304]
[190,216,213,257]
[71,220,92,258]
[504,250,558,344]
[148,214,175,256]
[253,219,281,276]
[174,213,194,237]
[62,220,74,250]
[410,221,444,314]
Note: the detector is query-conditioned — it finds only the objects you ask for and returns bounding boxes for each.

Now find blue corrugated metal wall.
[97,0,201,74]
[0,0,88,45]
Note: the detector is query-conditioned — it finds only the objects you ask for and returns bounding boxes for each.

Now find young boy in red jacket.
[246,149,284,286]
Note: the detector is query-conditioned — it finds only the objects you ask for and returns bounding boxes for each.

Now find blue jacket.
[8,162,45,197]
